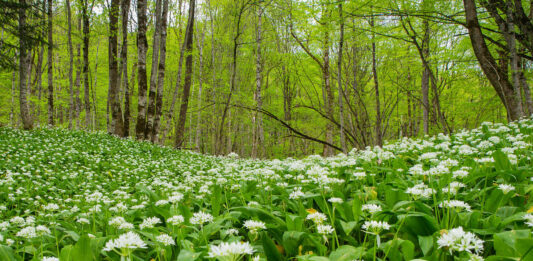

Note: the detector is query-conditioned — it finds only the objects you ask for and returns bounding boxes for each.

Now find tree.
[175,0,195,148]
[135,0,148,139]
[108,0,124,136]
[18,0,33,130]
[463,0,522,121]
[66,0,74,129]
[47,0,53,126]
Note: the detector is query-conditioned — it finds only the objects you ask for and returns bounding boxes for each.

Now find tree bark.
[159,0,186,144]
[337,1,347,153]
[252,6,264,158]
[195,25,204,151]
[463,0,521,121]
[175,0,195,148]
[46,0,54,126]
[66,0,74,129]
[81,0,91,129]
[19,0,33,130]
[108,0,124,136]
[135,0,149,139]
[421,20,430,134]
[371,10,382,147]
[119,0,131,136]
[151,0,169,142]
[145,0,163,140]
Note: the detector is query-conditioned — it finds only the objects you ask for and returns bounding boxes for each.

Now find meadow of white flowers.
[0,117,532,261]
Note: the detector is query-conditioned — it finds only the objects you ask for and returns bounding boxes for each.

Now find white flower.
[42,257,60,261]
[76,217,90,224]
[524,214,533,227]
[16,226,37,239]
[190,211,213,225]
[226,228,239,236]
[306,212,328,224]
[243,220,266,233]
[109,216,134,230]
[317,224,334,235]
[361,221,390,235]
[156,234,175,246]
[439,200,471,212]
[289,188,305,199]
[437,227,483,255]
[362,204,382,214]
[139,217,161,230]
[167,215,185,225]
[36,225,51,235]
[353,172,366,180]
[328,197,343,204]
[498,184,515,194]
[406,183,435,199]
[103,231,147,253]
[207,241,254,259]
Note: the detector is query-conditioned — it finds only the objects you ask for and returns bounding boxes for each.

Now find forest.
[1,1,533,260]
[1,0,532,158]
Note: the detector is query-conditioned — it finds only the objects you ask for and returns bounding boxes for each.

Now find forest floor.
[0,118,532,260]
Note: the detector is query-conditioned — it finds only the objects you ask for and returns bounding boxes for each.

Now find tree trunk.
[119,0,131,136]
[337,1,347,153]
[145,0,163,140]
[175,0,195,148]
[108,0,124,136]
[75,16,82,128]
[421,20,430,134]
[252,6,264,158]
[504,1,523,117]
[463,0,521,121]
[195,25,204,151]
[82,0,91,129]
[135,0,149,139]
[217,0,247,154]
[371,11,382,147]
[46,0,54,126]
[159,0,186,144]
[19,0,33,130]
[151,0,169,142]
[66,0,74,129]
[322,7,334,157]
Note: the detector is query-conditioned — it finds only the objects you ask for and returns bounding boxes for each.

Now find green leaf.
[59,245,73,261]
[177,249,201,261]
[399,213,438,237]
[71,235,93,261]
[0,245,17,261]
[418,235,433,256]
[339,221,358,236]
[282,231,306,257]
[329,245,364,261]
[263,232,284,261]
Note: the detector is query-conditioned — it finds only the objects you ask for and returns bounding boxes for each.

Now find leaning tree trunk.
[135,0,149,139]
[108,0,124,136]
[463,0,521,121]
[19,0,33,130]
[175,0,195,148]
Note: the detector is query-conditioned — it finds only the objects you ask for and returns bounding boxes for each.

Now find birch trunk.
[135,0,149,139]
